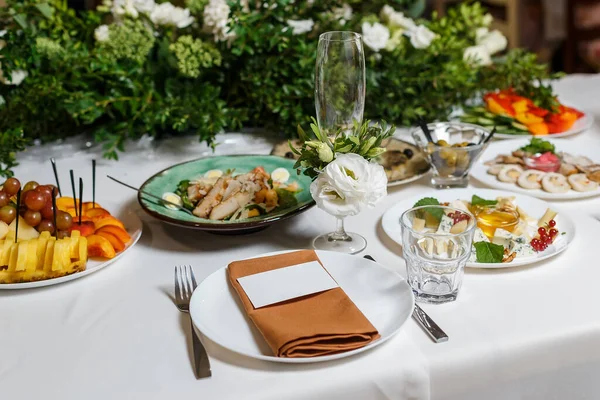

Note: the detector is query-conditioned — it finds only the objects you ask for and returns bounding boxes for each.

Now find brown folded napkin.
[227,250,380,358]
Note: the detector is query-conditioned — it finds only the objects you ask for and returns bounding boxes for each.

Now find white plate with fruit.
[381,188,575,269]
[0,178,142,289]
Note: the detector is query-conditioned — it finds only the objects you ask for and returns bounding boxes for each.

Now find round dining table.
[2,74,600,400]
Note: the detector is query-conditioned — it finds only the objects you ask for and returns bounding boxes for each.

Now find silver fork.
[174,265,212,379]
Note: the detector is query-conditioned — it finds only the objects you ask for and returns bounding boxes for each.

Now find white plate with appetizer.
[190,250,414,363]
[381,189,575,269]
[471,138,600,200]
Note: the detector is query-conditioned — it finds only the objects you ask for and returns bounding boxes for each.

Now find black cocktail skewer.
[52,190,58,238]
[15,188,21,243]
[78,178,83,225]
[70,170,77,216]
[92,159,96,209]
[417,117,434,143]
[50,158,62,196]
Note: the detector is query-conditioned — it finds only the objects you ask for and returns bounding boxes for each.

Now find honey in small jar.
[471,207,520,238]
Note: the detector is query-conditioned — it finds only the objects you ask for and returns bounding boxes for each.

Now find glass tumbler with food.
[400,205,476,304]
[412,122,491,189]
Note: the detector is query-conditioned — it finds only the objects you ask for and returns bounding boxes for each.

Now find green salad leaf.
[413,197,443,221]
[520,138,556,155]
[474,242,504,263]
[275,188,298,210]
[471,195,498,207]
[175,179,195,211]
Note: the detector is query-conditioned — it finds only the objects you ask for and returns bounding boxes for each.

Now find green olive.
[437,139,450,147]
[456,150,471,170]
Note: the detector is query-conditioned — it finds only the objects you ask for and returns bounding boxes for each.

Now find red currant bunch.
[530,219,558,252]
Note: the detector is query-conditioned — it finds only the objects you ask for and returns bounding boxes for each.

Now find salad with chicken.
[162,166,302,221]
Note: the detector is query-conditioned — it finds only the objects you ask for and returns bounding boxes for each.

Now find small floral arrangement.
[290,119,393,217]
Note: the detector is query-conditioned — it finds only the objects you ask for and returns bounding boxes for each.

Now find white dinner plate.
[0,201,143,289]
[494,111,593,139]
[189,250,415,363]
[471,138,600,200]
[381,188,575,269]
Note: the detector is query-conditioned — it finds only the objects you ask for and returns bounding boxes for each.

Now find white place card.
[237,261,339,309]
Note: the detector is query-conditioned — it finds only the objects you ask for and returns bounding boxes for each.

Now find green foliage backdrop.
[0,0,558,176]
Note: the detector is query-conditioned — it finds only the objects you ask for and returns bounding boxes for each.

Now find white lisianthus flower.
[409,25,436,49]
[203,0,233,41]
[464,45,492,66]
[380,5,417,31]
[112,0,155,15]
[286,19,315,35]
[310,153,387,217]
[362,22,390,52]
[478,30,507,55]
[125,0,139,18]
[151,2,194,28]
[2,70,28,86]
[475,27,489,43]
[94,25,110,42]
[482,13,493,27]
[332,3,352,25]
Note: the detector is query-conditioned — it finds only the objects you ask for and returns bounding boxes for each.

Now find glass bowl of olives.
[412,122,491,188]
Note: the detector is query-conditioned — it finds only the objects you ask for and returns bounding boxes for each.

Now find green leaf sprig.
[290,118,395,179]
[471,195,498,207]
[519,138,556,155]
[474,241,504,263]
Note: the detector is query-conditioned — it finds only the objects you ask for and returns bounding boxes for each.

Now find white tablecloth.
[2,74,600,400]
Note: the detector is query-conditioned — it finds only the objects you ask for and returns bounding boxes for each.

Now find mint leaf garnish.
[413,197,443,221]
[471,195,498,207]
[474,241,504,263]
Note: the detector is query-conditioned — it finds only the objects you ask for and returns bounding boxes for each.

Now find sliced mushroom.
[501,155,526,165]
[559,152,577,165]
[542,173,570,193]
[512,150,526,158]
[568,173,599,192]
[587,170,600,183]
[517,170,546,190]
[573,156,594,168]
[487,164,506,176]
[498,165,523,183]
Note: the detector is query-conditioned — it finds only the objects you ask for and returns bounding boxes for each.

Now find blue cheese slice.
[469,228,489,262]
[491,228,513,248]
[436,215,454,234]
[510,241,535,257]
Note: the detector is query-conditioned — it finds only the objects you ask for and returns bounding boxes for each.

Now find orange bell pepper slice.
[486,97,515,117]
[528,122,549,136]
[516,112,544,125]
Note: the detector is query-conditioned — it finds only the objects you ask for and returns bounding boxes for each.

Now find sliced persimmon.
[96,231,125,253]
[82,202,102,211]
[85,207,110,218]
[69,221,96,237]
[96,225,131,243]
[92,215,125,230]
[87,235,116,259]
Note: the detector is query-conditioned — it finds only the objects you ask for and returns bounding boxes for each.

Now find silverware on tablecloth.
[363,255,449,343]
[174,265,212,379]
[107,175,195,216]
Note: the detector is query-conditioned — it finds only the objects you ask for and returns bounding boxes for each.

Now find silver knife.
[363,255,448,343]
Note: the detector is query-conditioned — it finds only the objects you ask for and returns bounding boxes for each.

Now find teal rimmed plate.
[138,155,315,233]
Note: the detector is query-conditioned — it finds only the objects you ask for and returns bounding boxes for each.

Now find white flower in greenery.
[286,19,315,35]
[464,45,492,66]
[94,25,110,42]
[151,2,194,28]
[478,30,507,55]
[203,0,233,41]
[332,3,352,25]
[362,22,390,52]
[482,13,493,27]
[112,0,155,15]
[2,70,28,86]
[409,25,435,49]
[380,5,417,32]
[475,27,489,43]
[310,154,387,217]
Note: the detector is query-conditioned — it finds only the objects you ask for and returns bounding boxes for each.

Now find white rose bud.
[478,30,507,55]
[464,45,492,66]
[94,25,110,42]
[409,25,436,49]
[361,22,390,52]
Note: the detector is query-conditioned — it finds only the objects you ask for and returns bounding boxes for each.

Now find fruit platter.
[139,155,314,233]
[381,188,574,269]
[0,176,142,289]
[471,138,600,200]
[460,89,592,138]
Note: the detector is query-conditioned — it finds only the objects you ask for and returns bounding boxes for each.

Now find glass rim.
[400,205,477,237]
[319,31,362,42]
[410,122,490,150]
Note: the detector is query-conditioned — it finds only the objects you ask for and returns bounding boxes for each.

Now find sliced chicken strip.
[209,191,253,220]
[193,177,228,218]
